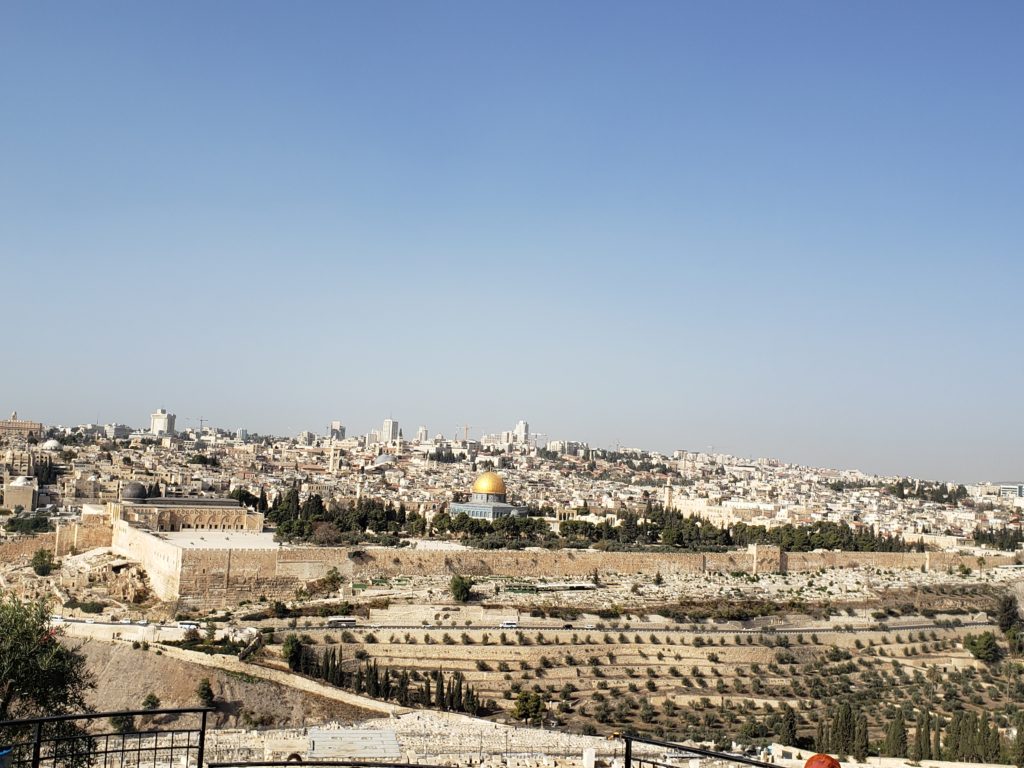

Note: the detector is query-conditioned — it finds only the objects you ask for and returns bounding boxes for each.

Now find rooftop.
[157,530,280,550]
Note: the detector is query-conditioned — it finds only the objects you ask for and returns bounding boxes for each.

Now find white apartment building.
[150,408,176,436]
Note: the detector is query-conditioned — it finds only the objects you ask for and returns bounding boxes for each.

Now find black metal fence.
[208,762,452,767]
[624,735,778,768]
[0,712,788,768]
[0,707,212,768]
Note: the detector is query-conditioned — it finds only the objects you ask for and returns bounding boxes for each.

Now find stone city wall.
[53,522,112,557]
[782,550,1017,572]
[173,546,369,609]
[110,521,183,601]
[0,532,57,562]
[93,523,1022,610]
[348,547,760,579]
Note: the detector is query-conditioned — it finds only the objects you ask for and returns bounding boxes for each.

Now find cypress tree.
[1012,712,1024,768]
[834,703,855,756]
[910,712,925,761]
[817,719,831,753]
[932,715,942,762]
[854,714,869,763]
[779,704,797,747]
[921,712,932,760]
[946,712,962,761]
[983,713,1001,762]
[885,711,907,757]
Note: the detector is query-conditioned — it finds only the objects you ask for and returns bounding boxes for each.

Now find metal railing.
[208,763,453,768]
[624,735,778,768]
[0,707,213,768]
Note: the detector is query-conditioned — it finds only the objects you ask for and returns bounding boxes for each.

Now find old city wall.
[175,547,356,610]
[98,527,1020,610]
[782,550,1018,572]
[0,532,58,562]
[0,523,111,563]
[53,521,112,557]
[110,522,182,601]
[350,548,728,579]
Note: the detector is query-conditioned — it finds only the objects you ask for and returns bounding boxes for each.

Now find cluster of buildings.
[1,407,1021,551]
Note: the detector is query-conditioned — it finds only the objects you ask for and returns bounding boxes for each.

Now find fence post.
[30,721,42,768]
[624,735,632,768]
[197,710,208,768]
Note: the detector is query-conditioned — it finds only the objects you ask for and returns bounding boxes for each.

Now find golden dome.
[472,471,507,496]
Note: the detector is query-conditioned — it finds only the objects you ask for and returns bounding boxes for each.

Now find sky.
[1,2,1021,483]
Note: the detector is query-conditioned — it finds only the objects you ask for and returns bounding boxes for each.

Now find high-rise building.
[329,421,346,440]
[416,425,429,443]
[150,408,176,436]
[381,418,399,443]
[514,420,529,444]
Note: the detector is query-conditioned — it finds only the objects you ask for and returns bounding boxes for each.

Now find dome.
[41,439,62,451]
[121,482,147,500]
[10,476,33,487]
[472,471,506,496]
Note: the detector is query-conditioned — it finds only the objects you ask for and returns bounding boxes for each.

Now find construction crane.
[457,424,474,442]
[184,417,208,432]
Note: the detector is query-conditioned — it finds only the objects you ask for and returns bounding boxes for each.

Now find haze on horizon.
[1,2,1020,484]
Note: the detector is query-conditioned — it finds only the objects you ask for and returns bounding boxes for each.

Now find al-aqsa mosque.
[449,471,527,521]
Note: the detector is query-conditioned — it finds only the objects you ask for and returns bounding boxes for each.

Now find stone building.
[2,475,38,511]
[109,482,264,532]
[449,471,526,521]
[0,412,44,441]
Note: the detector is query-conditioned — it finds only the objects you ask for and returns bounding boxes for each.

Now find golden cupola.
[472,471,507,497]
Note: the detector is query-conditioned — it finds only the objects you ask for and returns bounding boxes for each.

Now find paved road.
[256,619,994,635]
[54,616,992,640]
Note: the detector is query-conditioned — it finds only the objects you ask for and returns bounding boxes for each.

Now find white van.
[499,620,518,629]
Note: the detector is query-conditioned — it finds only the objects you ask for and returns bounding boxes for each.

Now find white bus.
[325,616,358,628]
[177,620,200,630]
[499,620,518,629]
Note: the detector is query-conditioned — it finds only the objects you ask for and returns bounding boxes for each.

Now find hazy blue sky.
[1,2,1021,482]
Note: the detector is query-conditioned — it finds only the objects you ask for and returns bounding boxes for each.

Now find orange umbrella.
[805,755,841,768]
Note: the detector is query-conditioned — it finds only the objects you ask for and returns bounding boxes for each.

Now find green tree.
[196,678,215,707]
[30,549,55,576]
[998,593,1021,633]
[920,711,932,760]
[511,690,546,724]
[204,620,216,643]
[885,711,908,758]
[142,693,160,710]
[854,713,869,762]
[964,632,1001,663]
[1012,712,1024,767]
[0,594,95,767]
[832,702,855,755]
[778,703,797,746]
[282,634,304,671]
[109,714,135,733]
[0,593,94,720]
[449,575,473,603]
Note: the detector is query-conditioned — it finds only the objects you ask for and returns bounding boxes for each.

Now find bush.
[450,575,473,602]
[196,678,215,707]
[31,549,54,576]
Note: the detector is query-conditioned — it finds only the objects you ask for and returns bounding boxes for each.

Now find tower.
[150,408,176,436]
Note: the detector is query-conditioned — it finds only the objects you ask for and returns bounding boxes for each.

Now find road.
[53,616,993,643]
